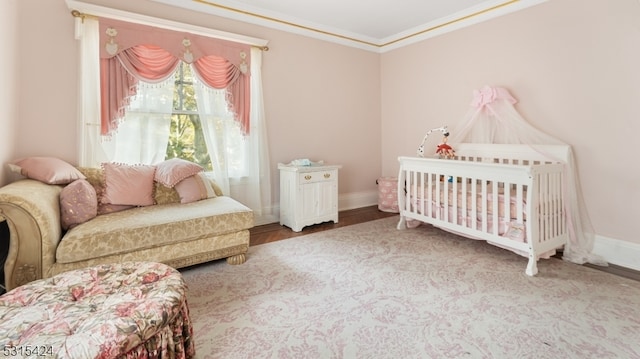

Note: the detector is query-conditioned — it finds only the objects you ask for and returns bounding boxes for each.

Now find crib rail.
[397,154,568,276]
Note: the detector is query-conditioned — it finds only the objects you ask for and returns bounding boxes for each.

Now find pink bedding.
[407,182,558,258]
[409,182,527,221]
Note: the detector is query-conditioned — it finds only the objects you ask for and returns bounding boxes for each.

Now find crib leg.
[397,215,407,230]
[525,256,538,276]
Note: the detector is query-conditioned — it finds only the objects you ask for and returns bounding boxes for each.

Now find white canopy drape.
[450,86,606,267]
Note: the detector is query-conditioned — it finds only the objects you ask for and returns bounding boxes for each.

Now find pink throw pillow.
[60,179,98,230]
[9,157,85,185]
[154,158,203,188]
[101,162,156,206]
[174,173,218,204]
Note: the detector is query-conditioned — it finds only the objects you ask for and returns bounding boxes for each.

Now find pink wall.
[10,0,639,248]
[0,0,18,186]
[13,0,381,203]
[381,0,640,244]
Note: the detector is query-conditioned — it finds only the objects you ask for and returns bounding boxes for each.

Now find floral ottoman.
[0,262,195,358]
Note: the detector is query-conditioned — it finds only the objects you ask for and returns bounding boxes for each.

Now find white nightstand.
[278,163,342,232]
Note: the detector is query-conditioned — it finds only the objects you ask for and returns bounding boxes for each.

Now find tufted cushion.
[59,179,98,230]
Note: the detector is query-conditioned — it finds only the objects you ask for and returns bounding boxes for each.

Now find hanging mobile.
[416,126,455,159]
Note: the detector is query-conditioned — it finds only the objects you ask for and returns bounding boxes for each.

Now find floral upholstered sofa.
[0,157,254,291]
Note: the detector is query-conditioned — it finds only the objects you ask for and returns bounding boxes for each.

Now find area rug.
[180,217,640,359]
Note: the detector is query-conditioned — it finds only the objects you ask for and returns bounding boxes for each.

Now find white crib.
[397,143,570,276]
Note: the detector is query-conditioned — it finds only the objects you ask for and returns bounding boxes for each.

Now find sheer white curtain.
[100,78,175,164]
[193,47,272,220]
[193,81,237,194]
[75,16,102,167]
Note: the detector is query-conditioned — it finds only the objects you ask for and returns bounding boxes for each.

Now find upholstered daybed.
[0,157,254,291]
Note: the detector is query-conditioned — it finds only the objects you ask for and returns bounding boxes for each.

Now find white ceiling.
[150,0,547,52]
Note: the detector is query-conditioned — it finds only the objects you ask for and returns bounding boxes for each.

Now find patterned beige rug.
[180,217,640,359]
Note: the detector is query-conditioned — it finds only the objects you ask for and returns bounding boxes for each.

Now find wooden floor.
[251,205,640,282]
[250,205,397,246]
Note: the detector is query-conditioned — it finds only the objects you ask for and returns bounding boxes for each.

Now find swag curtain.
[98,17,251,137]
[99,45,179,136]
[193,47,270,215]
[100,77,175,164]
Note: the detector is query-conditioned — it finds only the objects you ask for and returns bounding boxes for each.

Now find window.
[75,14,273,222]
[102,62,248,177]
[167,63,211,171]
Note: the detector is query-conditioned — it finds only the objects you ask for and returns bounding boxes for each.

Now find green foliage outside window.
[166,63,213,171]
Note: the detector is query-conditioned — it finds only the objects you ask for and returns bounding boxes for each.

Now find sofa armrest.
[0,179,62,290]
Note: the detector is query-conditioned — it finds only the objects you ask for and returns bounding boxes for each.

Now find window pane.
[174,63,198,112]
[167,63,212,171]
[166,114,212,171]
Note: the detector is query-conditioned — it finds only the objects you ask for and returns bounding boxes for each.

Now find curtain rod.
[68,6,269,51]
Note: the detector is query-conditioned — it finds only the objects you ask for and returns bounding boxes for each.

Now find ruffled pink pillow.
[154,158,203,188]
[101,163,156,206]
[174,173,218,204]
[9,157,85,185]
[60,179,98,230]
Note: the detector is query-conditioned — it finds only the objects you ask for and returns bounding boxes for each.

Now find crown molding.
[149,0,548,53]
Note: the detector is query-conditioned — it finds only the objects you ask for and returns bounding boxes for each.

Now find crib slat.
[443,176,450,223]
[419,171,424,218]
[492,181,499,236]
[426,171,432,218]
[461,177,468,228]
[542,172,550,243]
[481,179,488,233]
[452,176,459,225]
[504,182,511,229]
[471,178,478,232]
[516,184,524,225]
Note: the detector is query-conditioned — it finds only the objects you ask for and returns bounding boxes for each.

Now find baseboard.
[255,190,379,226]
[593,235,640,272]
[338,190,378,211]
[253,204,279,226]
[254,212,279,226]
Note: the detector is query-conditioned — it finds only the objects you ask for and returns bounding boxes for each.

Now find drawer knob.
[304,175,312,180]
[324,173,331,179]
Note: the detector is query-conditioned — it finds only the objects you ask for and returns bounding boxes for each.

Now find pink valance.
[193,55,250,134]
[98,17,251,136]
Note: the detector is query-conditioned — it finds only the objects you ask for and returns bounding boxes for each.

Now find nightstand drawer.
[298,170,337,184]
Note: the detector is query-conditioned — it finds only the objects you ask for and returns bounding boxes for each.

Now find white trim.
[338,190,379,211]
[259,190,380,226]
[254,211,279,226]
[149,0,547,53]
[65,0,268,48]
[379,0,549,53]
[593,235,640,272]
